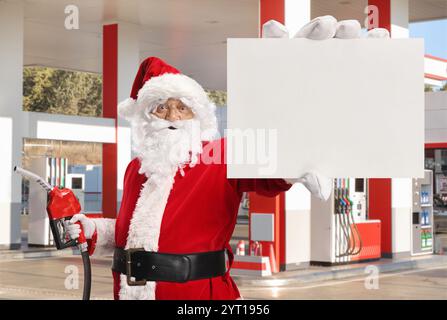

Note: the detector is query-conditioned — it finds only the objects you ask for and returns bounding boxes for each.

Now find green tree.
[23,66,102,116]
[206,90,227,106]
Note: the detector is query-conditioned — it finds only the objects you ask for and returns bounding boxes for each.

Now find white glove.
[285,172,332,201]
[64,214,96,240]
[262,16,389,40]
[293,15,337,40]
[335,20,361,39]
[367,28,390,38]
[262,20,289,38]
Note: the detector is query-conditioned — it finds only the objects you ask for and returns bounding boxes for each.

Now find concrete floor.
[0,256,113,300]
[239,266,447,300]
[0,256,446,300]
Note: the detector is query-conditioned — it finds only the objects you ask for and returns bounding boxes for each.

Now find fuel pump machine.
[311,178,381,265]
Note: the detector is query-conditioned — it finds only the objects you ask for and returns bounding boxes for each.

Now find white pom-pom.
[118,97,137,120]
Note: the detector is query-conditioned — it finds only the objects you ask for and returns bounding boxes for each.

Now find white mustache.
[148,115,189,131]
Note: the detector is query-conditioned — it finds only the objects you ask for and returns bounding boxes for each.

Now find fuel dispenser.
[411,170,434,255]
[311,178,381,265]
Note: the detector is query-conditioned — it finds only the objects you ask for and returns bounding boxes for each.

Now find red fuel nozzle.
[14,166,86,250]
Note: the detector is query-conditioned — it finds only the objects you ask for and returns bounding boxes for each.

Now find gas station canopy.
[313,0,447,22]
[24,0,447,91]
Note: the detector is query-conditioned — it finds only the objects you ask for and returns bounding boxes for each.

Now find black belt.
[112,248,227,286]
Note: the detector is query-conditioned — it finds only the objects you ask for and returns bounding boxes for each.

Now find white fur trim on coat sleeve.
[284,178,299,185]
[91,218,116,257]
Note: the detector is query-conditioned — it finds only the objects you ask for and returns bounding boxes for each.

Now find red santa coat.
[89,138,292,300]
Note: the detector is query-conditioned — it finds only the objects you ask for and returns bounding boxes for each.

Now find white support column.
[284,0,311,37]
[390,0,412,257]
[283,1,312,269]
[286,184,311,268]
[117,22,139,207]
[391,0,409,39]
[0,0,25,249]
[391,178,412,256]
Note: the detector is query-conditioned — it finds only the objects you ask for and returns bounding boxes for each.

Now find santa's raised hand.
[262,15,390,40]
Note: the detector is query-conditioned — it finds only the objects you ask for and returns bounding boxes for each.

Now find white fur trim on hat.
[118,97,138,120]
[129,73,219,141]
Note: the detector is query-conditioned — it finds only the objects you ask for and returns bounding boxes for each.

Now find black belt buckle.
[126,248,147,286]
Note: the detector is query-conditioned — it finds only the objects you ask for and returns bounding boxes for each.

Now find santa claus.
[66,16,388,300]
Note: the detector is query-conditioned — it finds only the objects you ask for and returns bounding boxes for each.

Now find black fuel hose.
[81,251,91,300]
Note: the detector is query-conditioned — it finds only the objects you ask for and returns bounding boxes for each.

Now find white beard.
[132,114,203,178]
[119,114,203,300]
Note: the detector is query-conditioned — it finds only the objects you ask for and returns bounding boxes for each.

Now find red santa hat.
[118,56,218,140]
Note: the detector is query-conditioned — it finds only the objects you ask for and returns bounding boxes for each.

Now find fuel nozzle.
[14,166,84,250]
[14,166,53,192]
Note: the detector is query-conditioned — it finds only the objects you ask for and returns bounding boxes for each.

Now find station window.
[21,138,103,215]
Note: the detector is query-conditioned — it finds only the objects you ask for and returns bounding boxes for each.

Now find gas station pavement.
[0,254,446,300]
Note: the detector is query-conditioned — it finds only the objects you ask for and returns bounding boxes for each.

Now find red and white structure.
[249,0,447,271]
[231,255,272,277]
[1,0,446,269]
[425,55,447,87]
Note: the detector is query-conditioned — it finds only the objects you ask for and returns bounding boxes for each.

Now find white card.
[227,38,425,179]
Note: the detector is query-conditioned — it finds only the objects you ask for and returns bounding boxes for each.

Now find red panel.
[425,142,447,149]
[368,179,392,255]
[366,1,392,257]
[350,222,381,261]
[367,0,391,32]
[85,213,103,218]
[249,0,286,273]
[249,191,279,213]
[279,192,286,266]
[248,192,283,272]
[260,0,285,35]
[232,261,267,271]
[102,24,118,218]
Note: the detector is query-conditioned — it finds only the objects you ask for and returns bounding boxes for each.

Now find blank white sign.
[227,38,425,179]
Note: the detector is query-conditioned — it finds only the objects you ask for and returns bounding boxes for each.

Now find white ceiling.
[24,0,258,91]
[409,0,447,22]
[312,0,368,22]
[23,0,447,91]
[312,0,447,22]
